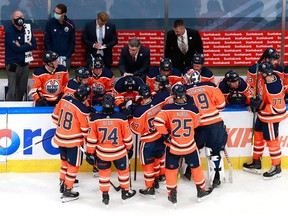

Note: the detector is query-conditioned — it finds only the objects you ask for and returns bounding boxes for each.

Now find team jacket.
[31,65,69,102]
[113,76,144,106]
[246,63,285,93]
[86,112,133,161]
[186,82,226,126]
[257,73,287,123]
[217,77,252,105]
[146,66,183,92]
[183,67,215,84]
[52,95,90,148]
[154,102,200,155]
[130,92,173,143]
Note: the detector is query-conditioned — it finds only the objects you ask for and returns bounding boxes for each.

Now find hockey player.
[146,57,183,92]
[113,75,144,118]
[243,62,287,179]
[186,71,227,188]
[183,53,215,85]
[86,94,136,206]
[31,51,69,106]
[130,84,172,197]
[63,66,90,97]
[218,70,252,106]
[153,74,171,94]
[52,84,91,203]
[87,56,114,106]
[154,83,213,205]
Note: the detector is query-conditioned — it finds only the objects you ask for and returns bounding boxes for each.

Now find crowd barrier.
[1,104,288,173]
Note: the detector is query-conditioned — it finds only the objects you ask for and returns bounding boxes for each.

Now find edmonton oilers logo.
[45,80,60,94]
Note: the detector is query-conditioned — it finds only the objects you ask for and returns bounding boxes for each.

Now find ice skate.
[243,159,262,174]
[154,177,159,190]
[121,188,136,203]
[168,188,177,207]
[212,171,221,188]
[263,165,281,180]
[139,187,156,199]
[102,192,110,207]
[196,186,213,203]
[59,180,64,194]
[61,185,79,203]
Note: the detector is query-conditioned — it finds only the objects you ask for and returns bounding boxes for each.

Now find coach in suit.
[82,12,118,69]
[118,38,150,82]
[165,19,203,72]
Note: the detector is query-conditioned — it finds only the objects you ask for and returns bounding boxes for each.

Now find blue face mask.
[54,12,61,20]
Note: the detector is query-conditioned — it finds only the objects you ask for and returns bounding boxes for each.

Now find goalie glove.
[250,96,266,111]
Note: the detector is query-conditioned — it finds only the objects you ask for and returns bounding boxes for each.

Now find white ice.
[0,170,287,216]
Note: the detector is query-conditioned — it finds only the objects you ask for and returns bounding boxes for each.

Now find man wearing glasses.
[44,3,75,71]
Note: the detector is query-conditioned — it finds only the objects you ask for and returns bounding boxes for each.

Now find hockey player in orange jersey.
[52,84,91,203]
[243,62,287,179]
[31,51,69,106]
[86,94,136,206]
[154,83,213,206]
[186,71,227,188]
[130,84,173,197]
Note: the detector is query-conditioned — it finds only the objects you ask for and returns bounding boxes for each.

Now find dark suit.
[165,28,203,72]
[82,20,118,69]
[118,45,150,82]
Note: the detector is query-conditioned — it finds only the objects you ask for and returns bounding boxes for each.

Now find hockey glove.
[88,106,97,114]
[128,148,133,160]
[228,93,246,105]
[121,108,133,119]
[86,153,96,166]
[250,96,265,111]
[35,97,48,107]
[162,133,171,143]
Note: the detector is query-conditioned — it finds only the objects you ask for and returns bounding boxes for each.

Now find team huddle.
[47,46,287,206]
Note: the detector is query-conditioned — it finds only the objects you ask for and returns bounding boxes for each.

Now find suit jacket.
[82,20,118,68]
[118,45,150,82]
[164,28,203,72]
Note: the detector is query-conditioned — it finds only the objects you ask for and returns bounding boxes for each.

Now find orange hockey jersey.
[52,95,90,148]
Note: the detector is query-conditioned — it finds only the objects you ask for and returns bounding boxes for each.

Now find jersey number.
[58,109,73,130]
[172,119,192,138]
[98,128,119,145]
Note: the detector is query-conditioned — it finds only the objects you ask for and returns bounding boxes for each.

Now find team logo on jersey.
[45,79,60,94]
[64,27,69,32]
[92,82,105,94]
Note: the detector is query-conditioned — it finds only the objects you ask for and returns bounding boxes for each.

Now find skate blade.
[197,192,212,203]
[263,173,281,180]
[61,196,79,203]
[122,196,135,204]
[242,167,262,175]
[139,193,156,199]
[93,172,99,178]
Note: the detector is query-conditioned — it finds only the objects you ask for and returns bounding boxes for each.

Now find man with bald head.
[5,10,37,101]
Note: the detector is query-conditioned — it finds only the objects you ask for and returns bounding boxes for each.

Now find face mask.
[54,12,61,20]
[13,17,24,27]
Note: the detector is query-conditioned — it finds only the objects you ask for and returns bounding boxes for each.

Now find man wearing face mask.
[44,3,75,71]
[4,10,37,101]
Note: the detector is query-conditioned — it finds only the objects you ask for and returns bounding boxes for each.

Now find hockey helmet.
[192,54,205,65]
[264,47,280,60]
[75,67,90,79]
[138,84,151,99]
[160,58,173,71]
[43,51,59,63]
[225,70,239,83]
[190,71,201,85]
[155,74,169,86]
[94,57,104,69]
[124,76,136,91]
[74,84,91,101]
[258,62,273,76]
[171,83,186,99]
[102,94,115,109]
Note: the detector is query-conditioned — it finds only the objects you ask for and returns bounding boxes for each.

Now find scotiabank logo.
[0,128,58,155]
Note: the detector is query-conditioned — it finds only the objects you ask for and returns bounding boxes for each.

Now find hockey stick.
[16,134,54,154]
[223,149,233,183]
[79,146,122,192]
[177,156,184,183]
[134,134,138,181]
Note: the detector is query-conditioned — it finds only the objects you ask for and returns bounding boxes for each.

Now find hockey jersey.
[86,112,133,161]
[146,66,183,92]
[31,64,69,102]
[257,73,287,123]
[52,95,90,148]
[154,102,200,155]
[63,78,80,97]
[186,82,226,126]
[131,91,173,143]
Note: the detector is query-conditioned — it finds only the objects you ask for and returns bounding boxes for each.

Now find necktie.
[180,36,187,54]
[98,26,104,56]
